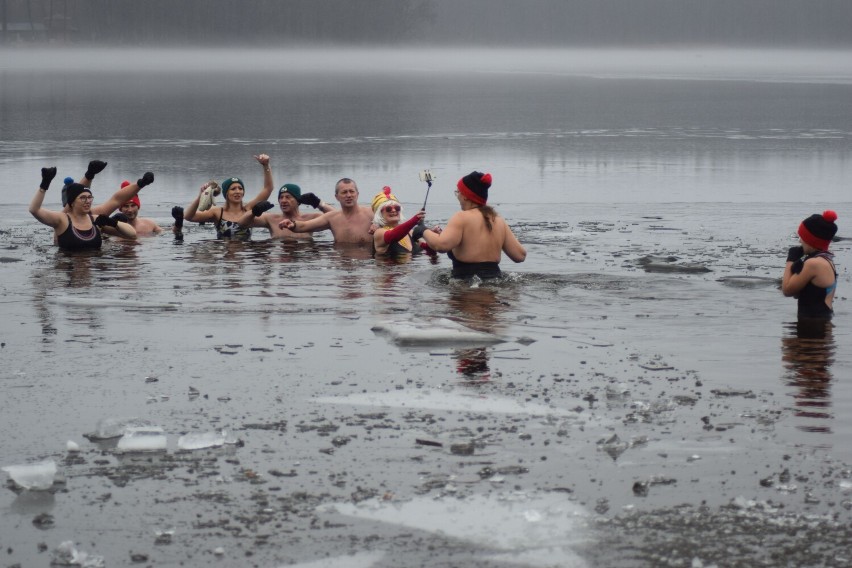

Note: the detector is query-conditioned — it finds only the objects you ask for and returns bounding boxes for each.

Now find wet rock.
[633,481,649,497]
[32,513,54,529]
[450,442,475,456]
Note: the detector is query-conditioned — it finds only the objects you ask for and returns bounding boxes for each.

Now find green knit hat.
[221,177,245,195]
[278,183,302,200]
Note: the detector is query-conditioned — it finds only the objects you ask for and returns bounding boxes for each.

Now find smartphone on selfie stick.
[419,169,434,210]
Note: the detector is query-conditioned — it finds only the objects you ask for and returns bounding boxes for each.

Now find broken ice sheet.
[116,427,167,452]
[2,459,57,490]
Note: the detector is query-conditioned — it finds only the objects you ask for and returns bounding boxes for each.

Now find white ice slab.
[116,426,167,452]
[372,318,504,346]
[316,389,575,417]
[2,459,57,490]
[318,492,589,567]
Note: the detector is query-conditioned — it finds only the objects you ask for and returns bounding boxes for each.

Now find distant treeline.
[2,0,851,46]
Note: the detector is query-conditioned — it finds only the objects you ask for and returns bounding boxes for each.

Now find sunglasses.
[383,205,400,213]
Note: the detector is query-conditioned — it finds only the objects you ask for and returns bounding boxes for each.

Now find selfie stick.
[421,170,434,210]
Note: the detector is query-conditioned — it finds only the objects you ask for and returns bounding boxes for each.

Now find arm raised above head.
[245,154,273,210]
[29,168,65,227]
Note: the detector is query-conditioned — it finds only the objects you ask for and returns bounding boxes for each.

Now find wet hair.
[478,205,497,232]
[335,178,358,195]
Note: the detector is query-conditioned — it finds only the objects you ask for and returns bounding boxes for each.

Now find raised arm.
[244,154,273,210]
[29,167,66,228]
[93,172,154,216]
[184,183,221,223]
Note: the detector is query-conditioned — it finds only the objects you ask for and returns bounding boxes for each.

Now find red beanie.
[798,210,838,251]
[457,171,492,206]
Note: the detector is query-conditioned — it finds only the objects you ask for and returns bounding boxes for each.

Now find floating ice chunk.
[316,389,577,417]
[116,427,167,452]
[84,417,154,441]
[2,459,57,490]
[178,430,227,450]
[319,492,589,567]
[52,540,105,567]
[372,318,504,346]
[66,440,80,452]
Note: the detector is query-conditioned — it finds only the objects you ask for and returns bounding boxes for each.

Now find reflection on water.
[781,320,836,433]
[446,279,519,383]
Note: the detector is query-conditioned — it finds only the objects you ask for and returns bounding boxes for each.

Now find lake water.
[1,47,851,567]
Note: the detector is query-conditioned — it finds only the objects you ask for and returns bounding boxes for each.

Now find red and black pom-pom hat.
[798,210,838,251]
[457,171,492,206]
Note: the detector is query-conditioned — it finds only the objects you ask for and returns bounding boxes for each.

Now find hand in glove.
[298,192,322,209]
[85,160,108,180]
[252,201,274,217]
[40,167,57,190]
[172,206,184,229]
[786,246,804,263]
[137,172,154,189]
[94,214,118,228]
[111,213,130,224]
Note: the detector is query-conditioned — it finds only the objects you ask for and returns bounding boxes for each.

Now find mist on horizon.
[1,0,851,48]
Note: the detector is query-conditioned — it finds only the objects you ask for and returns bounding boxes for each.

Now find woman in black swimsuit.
[29,166,143,251]
[182,154,274,240]
[782,210,839,319]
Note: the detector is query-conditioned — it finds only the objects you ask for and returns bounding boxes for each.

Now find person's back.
[422,171,525,278]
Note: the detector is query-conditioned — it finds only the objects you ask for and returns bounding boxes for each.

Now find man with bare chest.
[279,178,373,245]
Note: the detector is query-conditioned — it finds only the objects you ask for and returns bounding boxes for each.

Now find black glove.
[252,201,274,217]
[172,206,184,229]
[786,246,804,263]
[94,214,118,228]
[298,192,322,209]
[137,172,154,188]
[791,259,804,275]
[85,160,108,180]
[111,213,130,224]
[411,222,427,242]
[40,167,57,191]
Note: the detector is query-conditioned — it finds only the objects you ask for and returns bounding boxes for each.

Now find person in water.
[29,167,148,250]
[421,171,526,278]
[782,210,838,320]
[112,181,163,235]
[235,183,335,239]
[181,154,273,240]
[370,185,436,257]
[278,178,374,245]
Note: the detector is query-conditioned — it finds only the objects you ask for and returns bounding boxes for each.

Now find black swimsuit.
[216,209,251,240]
[797,253,837,320]
[57,214,102,251]
[448,251,501,279]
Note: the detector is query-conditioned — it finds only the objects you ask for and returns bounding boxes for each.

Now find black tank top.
[57,214,102,251]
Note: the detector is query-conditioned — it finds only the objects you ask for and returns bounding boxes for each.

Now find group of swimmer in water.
[30,157,837,320]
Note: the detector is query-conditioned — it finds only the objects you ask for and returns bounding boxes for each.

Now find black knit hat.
[457,171,492,206]
[66,183,92,205]
[798,210,838,251]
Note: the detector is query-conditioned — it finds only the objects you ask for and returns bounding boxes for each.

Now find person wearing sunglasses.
[420,171,525,279]
[370,186,437,257]
[29,163,153,251]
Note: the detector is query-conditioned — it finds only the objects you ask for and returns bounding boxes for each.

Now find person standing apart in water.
[279,178,374,245]
[421,171,526,279]
[182,154,273,240]
[782,210,838,319]
[29,167,149,250]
